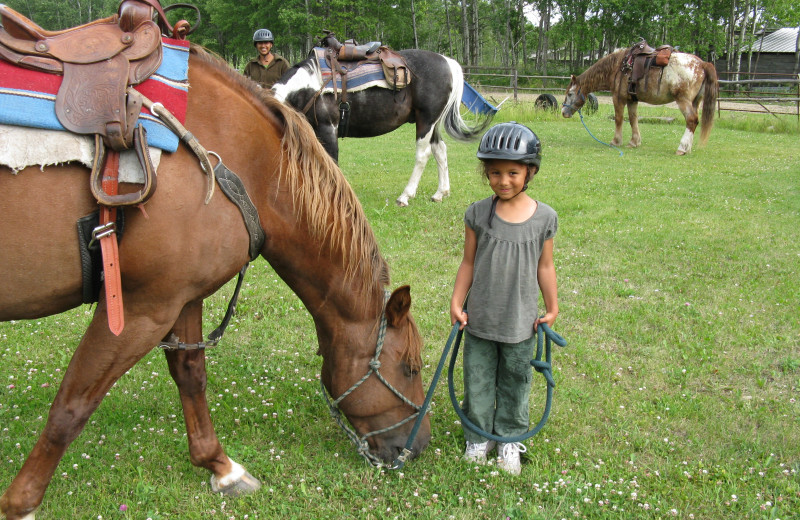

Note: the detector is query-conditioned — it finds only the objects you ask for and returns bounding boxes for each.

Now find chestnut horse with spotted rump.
[0,44,429,519]
[561,48,718,155]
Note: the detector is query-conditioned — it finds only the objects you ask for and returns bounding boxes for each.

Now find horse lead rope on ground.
[562,91,623,156]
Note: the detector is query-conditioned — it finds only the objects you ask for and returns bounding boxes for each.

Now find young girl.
[450,122,559,475]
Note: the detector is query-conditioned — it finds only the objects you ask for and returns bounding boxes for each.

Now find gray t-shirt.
[464,196,558,343]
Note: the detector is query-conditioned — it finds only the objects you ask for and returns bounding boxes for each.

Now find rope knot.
[531,360,555,388]
[369,359,381,370]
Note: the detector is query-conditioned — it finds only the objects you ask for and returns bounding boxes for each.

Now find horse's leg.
[627,100,642,148]
[611,97,625,147]
[675,98,699,155]
[396,126,435,207]
[429,131,450,203]
[0,302,176,520]
[164,300,261,496]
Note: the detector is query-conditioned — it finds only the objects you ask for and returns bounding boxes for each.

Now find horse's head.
[561,75,586,118]
[320,286,430,465]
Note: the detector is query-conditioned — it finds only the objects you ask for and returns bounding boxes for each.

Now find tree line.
[5,0,799,74]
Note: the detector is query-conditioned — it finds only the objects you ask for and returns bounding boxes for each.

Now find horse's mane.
[188,45,390,309]
[577,49,626,92]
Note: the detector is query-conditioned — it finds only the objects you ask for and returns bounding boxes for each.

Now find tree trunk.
[735,0,750,81]
[470,0,479,65]
[746,2,759,73]
[538,0,550,75]
[445,0,453,58]
[461,0,469,64]
[305,0,313,56]
[519,0,527,69]
[410,0,419,48]
[726,0,736,73]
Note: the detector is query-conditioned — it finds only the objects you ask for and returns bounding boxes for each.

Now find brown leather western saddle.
[0,0,190,335]
[315,31,411,137]
[319,30,410,91]
[621,39,673,98]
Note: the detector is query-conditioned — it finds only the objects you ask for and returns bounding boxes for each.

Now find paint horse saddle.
[317,31,411,137]
[0,0,179,206]
[319,30,410,92]
[621,39,673,98]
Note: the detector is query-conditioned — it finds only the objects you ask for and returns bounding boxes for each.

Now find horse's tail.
[440,57,493,141]
[699,61,718,146]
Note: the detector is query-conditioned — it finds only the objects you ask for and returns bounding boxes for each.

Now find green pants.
[462,331,535,443]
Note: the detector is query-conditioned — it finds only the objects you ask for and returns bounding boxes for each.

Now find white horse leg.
[430,138,450,202]
[677,128,695,155]
[396,132,434,207]
[627,101,641,148]
[675,99,699,155]
[210,457,261,496]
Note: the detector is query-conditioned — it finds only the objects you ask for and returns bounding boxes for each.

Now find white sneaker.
[497,442,527,475]
[463,440,496,464]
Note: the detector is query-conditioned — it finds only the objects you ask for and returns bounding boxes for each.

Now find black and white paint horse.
[272,48,492,206]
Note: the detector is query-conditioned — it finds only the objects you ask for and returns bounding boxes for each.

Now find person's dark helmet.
[476,122,541,167]
[253,29,274,44]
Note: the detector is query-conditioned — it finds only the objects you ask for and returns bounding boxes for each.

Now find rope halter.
[561,84,585,113]
[320,290,423,467]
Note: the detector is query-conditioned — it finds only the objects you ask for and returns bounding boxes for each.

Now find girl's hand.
[450,307,468,330]
[534,311,557,331]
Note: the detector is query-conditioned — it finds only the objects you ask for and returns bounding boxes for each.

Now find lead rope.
[562,90,623,156]
[447,320,567,443]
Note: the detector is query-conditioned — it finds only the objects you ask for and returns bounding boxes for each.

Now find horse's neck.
[578,51,624,92]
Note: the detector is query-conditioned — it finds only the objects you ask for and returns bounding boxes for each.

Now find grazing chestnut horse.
[0,44,429,519]
[561,47,718,155]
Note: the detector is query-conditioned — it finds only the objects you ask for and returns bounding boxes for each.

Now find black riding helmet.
[476,121,541,168]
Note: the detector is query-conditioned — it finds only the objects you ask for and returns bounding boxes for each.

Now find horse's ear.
[571,74,577,82]
[385,285,411,327]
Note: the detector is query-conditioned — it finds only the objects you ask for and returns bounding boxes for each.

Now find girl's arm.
[450,225,477,329]
[535,238,558,330]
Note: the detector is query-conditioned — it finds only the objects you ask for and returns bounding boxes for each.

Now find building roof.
[749,28,799,53]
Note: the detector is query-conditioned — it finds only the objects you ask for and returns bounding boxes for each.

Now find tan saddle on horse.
[622,39,673,98]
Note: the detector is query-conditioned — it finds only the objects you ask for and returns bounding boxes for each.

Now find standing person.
[449,122,559,476]
[243,28,290,89]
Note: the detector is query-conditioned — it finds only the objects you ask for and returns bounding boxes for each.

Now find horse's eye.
[403,363,420,377]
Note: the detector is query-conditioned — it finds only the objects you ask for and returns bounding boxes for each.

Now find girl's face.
[485,159,532,200]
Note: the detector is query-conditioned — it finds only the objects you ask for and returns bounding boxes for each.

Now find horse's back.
[633,52,708,104]
[397,49,453,81]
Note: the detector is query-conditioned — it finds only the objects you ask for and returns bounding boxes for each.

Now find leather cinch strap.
[95,149,125,335]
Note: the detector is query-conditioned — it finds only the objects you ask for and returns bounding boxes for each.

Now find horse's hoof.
[675,150,686,156]
[395,198,409,207]
[211,470,262,497]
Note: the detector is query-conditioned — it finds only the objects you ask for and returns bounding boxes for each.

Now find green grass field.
[1,103,798,519]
